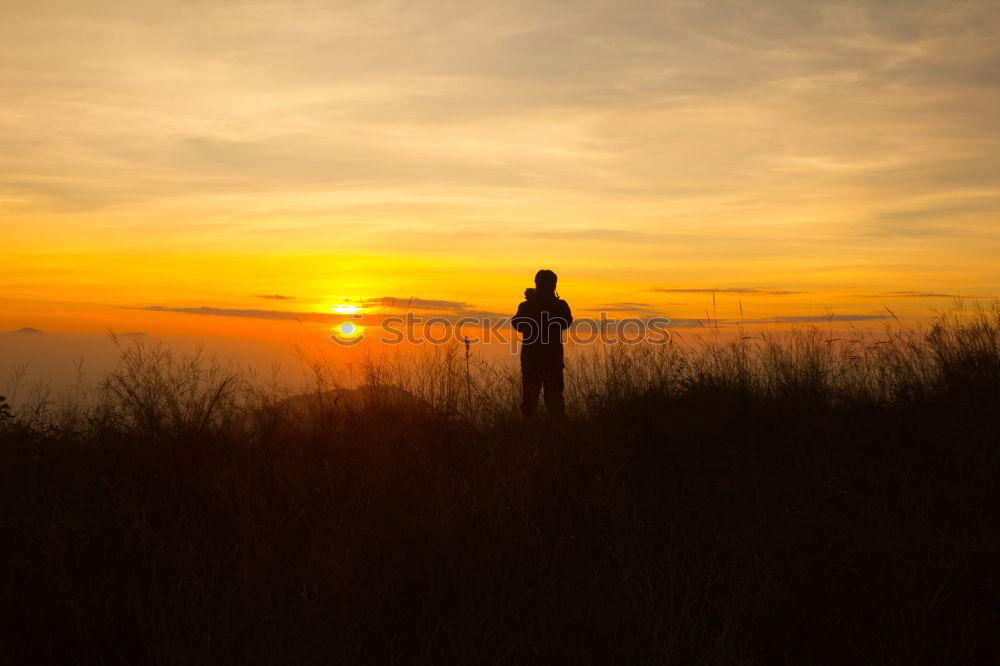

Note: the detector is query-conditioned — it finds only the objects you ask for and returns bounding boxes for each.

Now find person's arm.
[511,301,530,335]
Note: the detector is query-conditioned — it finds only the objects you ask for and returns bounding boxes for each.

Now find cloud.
[573,313,895,329]
[654,318,705,329]
[255,294,296,300]
[859,195,1000,239]
[650,288,805,296]
[848,291,1000,300]
[129,299,510,324]
[526,229,671,244]
[737,314,892,325]
[583,302,663,314]
[6,0,998,218]
[119,302,896,337]
[132,306,315,321]
[637,313,894,329]
[850,290,955,299]
[884,291,954,298]
[4,0,1000,316]
[358,296,472,312]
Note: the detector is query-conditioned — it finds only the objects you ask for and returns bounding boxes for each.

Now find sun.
[330,321,365,345]
[331,303,361,315]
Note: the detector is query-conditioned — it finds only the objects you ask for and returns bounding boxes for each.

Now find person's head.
[534,269,558,294]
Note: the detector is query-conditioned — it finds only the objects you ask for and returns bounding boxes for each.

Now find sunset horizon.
[3,3,1000,663]
[4,0,999,349]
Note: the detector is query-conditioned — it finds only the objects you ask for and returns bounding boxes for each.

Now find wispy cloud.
[132,306,319,322]
[526,229,671,244]
[628,313,894,329]
[583,302,663,315]
[357,297,472,312]
[848,291,1000,300]
[650,288,805,296]
[255,294,296,300]
[737,314,891,325]
[850,291,955,299]
[5,0,1000,325]
[129,299,510,324]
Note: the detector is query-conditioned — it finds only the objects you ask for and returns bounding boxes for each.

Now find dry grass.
[1,305,999,665]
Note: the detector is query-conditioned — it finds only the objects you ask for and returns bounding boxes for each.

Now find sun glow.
[331,304,361,315]
[330,321,365,343]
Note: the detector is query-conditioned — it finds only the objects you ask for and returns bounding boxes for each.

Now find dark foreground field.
[2,310,999,665]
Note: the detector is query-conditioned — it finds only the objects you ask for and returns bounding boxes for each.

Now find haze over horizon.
[3,0,1000,343]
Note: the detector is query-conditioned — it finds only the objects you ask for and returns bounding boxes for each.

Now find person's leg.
[521,362,542,417]
[541,361,565,417]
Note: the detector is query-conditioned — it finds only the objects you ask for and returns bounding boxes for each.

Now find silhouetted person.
[513,269,573,417]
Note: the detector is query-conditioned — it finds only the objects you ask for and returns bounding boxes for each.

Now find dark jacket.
[512,294,573,365]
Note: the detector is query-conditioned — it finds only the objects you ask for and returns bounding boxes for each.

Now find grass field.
[2,306,999,665]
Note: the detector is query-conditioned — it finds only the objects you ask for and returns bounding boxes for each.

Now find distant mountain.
[9,327,44,335]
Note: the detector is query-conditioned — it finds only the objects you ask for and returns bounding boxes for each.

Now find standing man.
[512,269,573,417]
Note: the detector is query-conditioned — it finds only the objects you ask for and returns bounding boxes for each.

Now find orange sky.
[3,0,1000,345]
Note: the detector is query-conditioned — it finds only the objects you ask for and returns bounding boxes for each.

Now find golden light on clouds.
[2,0,1000,337]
